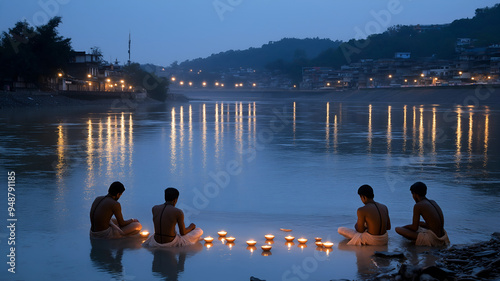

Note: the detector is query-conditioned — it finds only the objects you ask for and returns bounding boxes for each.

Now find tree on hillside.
[0,17,72,90]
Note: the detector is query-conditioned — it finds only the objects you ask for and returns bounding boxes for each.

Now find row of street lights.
[171,77,257,88]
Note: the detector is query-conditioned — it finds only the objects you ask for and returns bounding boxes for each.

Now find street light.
[388,74,392,78]
[58,73,63,77]
[171,77,176,81]
[87,74,92,78]
[421,73,425,77]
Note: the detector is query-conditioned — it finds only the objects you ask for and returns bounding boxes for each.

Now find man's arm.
[386,206,392,230]
[354,208,366,233]
[406,204,421,231]
[177,210,195,236]
[112,202,136,227]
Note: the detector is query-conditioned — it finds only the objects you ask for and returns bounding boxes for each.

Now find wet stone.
[374,251,406,259]
[472,250,497,258]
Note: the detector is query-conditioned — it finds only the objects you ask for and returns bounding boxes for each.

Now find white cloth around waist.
[142,228,203,248]
[338,227,389,246]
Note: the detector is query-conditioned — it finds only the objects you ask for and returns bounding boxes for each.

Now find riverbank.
[0,90,188,109]
[367,233,500,281]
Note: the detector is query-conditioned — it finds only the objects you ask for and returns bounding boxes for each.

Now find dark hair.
[358,184,374,199]
[108,181,125,196]
[165,187,180,202]
[410,182,427,196]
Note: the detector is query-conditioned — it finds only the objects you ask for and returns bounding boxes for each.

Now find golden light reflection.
[333,114,338,152]
[368,104,372,153]
[293,102,296,140]
[468,108,473,162]
[215,103,220,161]
[483,109,489,168]
[179,106,185,170]
[387,105,392,154]
[105,116,114,177]
[202,104,207,168]
[189,105,193,161]
[56,124,66,182]
[326,102,330,149]
[418,106,424,156]
[98,120,103,171]
[128,114,133,169]
[170,108,177,172]
[455,107,462,169]
[431,107,437,155]
[412,106,417,152]
[120,113,125,169]
[402,105,407,152]
[86,119,95,193]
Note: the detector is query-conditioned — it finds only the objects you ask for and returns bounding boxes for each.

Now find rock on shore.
[369,233,500,281]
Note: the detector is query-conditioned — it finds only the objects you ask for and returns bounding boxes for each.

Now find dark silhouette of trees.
[0,16,72,89]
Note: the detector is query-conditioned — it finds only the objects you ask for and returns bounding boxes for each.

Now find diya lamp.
[246,240,257,246]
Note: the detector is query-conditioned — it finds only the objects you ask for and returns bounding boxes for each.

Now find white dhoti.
[142,228,203,248]
[338,227,389,246]
[90,221,125,239]
[415,227,450,247]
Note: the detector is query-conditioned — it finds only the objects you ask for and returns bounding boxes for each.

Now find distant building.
[395,52,411,59]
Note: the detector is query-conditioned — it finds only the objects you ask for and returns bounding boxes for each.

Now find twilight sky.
[1,0,499,66]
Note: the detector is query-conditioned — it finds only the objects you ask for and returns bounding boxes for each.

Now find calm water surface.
[0,91,499,280]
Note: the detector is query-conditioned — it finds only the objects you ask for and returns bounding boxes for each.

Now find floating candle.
[297,238,308,244]
[204,236,214,243]
[315,241,323,247]
[264,234,274,240]
[285,235,295,242]
[261,245,272,251]
[218,231,227,237]
[280,228,292,232]
[140,231,149,238]
[323,242,334,248]
[315,237,322,242]
[225,236,235,243]
[246,240,257,246]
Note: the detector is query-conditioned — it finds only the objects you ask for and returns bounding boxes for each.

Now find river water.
[0,90,499,280]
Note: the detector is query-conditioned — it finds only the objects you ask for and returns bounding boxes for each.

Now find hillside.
[312,3,500,67]
[177,37,342,71]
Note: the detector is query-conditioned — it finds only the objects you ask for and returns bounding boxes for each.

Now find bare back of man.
[414,199,445,237]
[356,202,391,235]
[90,196,117,232]
[153,204,194,244]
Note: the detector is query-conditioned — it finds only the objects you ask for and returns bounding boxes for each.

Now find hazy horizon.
[1,0,499,66]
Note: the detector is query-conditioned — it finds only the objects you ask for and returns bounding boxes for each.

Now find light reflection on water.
[0,97,499,281]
